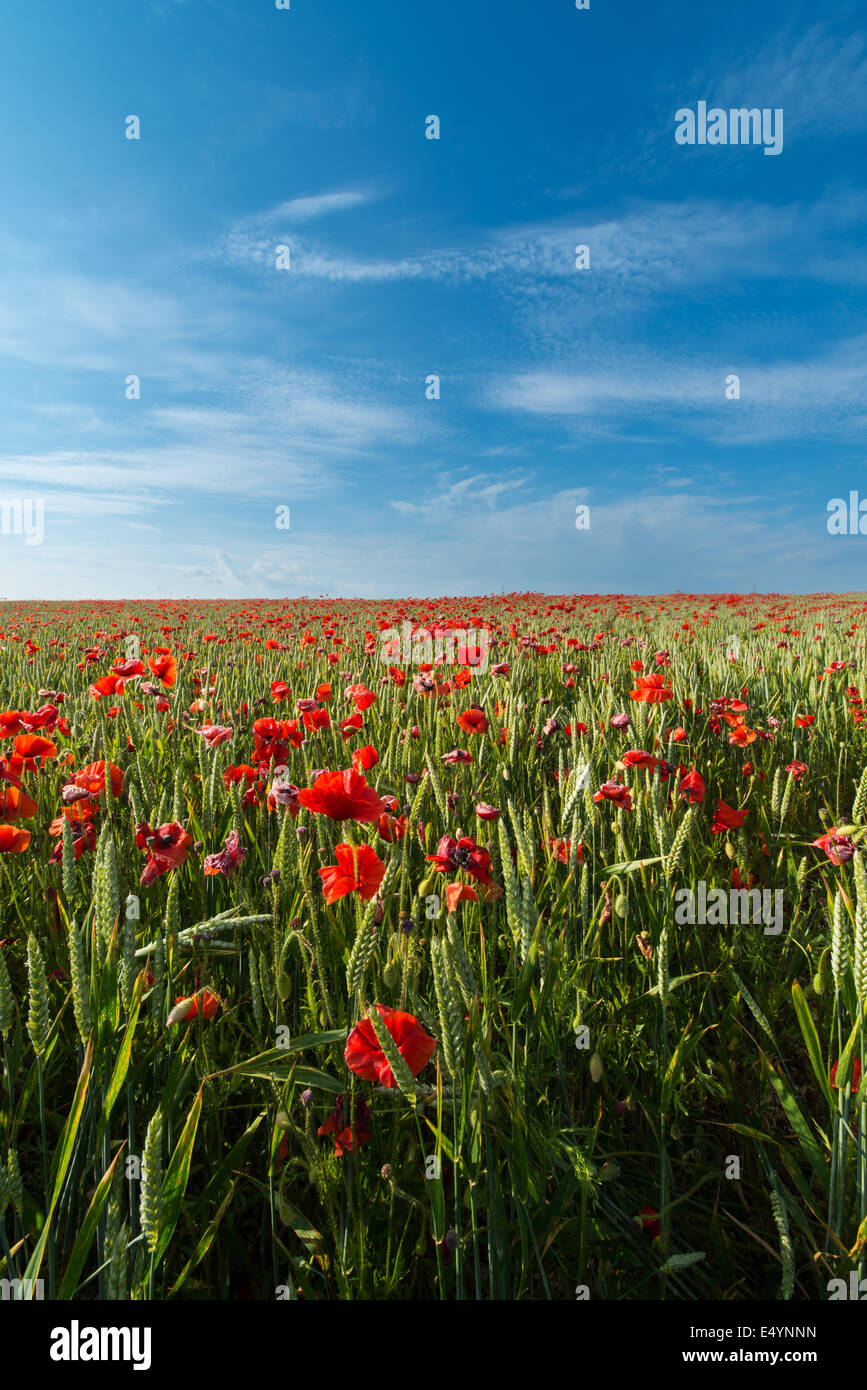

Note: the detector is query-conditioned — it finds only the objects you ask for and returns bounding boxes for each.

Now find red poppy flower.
[710,799,749,834]
[637,1206,661,1238]
[0,825,30,853]
[297,768,386,823]
[830,1057,862,1093]
[12,734,57,767]
[445,881,478,912]
[345,683,376,712]
[317,1093,372,1156]
[0,787,38,822]
[629,674,673,704]
[426,835,491,884]
[203,830,247,877]
[0,758,23,790]
[302,707,331,733]
[319,842,385,904]
[812,828,855,865]
[593,781,632,812]
[73,761,125,799]
[345,1004,437,1088]
[50,820,97,861]
[169,989,221,1024]
[137,821,193,884]
[91,674,125,700]
[550,837,583,865]
[351,744,379,772]
[456,708,488,736]
[622,750,658,770]
[148,654,178,687]
[678,768,706,803]
[377,812,407,843]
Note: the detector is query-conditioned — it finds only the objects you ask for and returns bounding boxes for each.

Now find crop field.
[0,591,865,1303]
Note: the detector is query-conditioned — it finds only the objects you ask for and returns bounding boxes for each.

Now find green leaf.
[153,1085,203,1265]
[57,1148,124,1299]
[208,1029,348,1080]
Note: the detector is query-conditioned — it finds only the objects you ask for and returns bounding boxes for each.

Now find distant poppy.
[200,724,233,749]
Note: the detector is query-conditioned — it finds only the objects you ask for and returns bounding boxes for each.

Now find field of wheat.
[0,591,865,1303]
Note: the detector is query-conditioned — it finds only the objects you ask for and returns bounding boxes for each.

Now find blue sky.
[0,0,865,598]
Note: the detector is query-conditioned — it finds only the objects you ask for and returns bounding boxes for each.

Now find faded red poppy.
[200,724,233,749]
[345,1004,437,1088]
[203,830,247,877]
